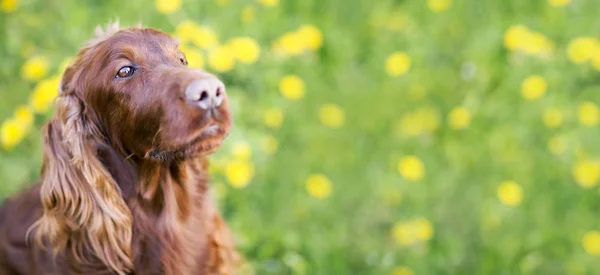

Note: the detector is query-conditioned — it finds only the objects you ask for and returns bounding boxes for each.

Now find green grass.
[2,0,600,274]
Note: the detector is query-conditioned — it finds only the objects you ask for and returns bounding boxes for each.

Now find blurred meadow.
[2,0,600,274]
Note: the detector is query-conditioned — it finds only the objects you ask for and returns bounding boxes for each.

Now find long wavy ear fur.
[29,21,133,275]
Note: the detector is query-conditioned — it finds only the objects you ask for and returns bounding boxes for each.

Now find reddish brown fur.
[0,23,240,274]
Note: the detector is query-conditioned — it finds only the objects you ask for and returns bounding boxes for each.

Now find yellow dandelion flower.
[547,136,566,155]
[305,174,332,199]
[385,51,411,77]
[184,48,205,69]
[155,0,181,14]
[257,0,278,7]
[522,32,553,56]
[14,105,34,127]
[241,5,255,23]
[447,106,472,130]
[1,119,27,150]
[392,266,414,275]
[319,104,345,128]
[175,21,199,43]
[521,75,547,101]
[263,108,284,129]
[392,218,434,246]
[542,107,563,129]
[427,0,452,13]
[504,25,531,51]
[279,75,305,101]
[21,56,49,81]
[398,156,425,181]
[262,135,279,155]
[578,101,599,126]
[497,180,523,207]
[29,76,60,113]
[228,37,260,64]
[0,0,18,13]
[592,52,600,71]
[567,37,599,64]
[275,32,305,56]
[232,140,252,161]
[297,25,324,51]
[413,218,434,241]
[192,26,219,50]
[225,160,254,188]
[583,231,600,255]
[208,45,235,72]
[572,160,600,188]
[548,0,572,7]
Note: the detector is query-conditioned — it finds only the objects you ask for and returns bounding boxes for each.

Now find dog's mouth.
[146,123,229,162]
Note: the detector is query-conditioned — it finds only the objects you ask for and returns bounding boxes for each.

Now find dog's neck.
[97,144,212,274]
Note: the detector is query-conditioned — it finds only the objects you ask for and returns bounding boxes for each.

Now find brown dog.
[0,22,239,275]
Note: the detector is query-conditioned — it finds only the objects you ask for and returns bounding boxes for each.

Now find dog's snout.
[184,78,225,110]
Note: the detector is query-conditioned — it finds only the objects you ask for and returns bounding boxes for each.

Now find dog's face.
[61,27,232,161]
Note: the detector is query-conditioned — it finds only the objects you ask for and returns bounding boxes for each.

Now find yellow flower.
[1,119,27,150]
[14,105,34,126]
[241,5,255,23]
[175,23,221,50]
[583,231,600,255]
[572,160,600,188]
[274,32,305,56]
[29,76,60,113]
[0,0,18,13]
[257,0,278,7]
[279,75,305,100]
[567,37,600,64]
[319,104,345,128]
[305,174,332,199]
[547,136,566,155]
[208,45,235,72]
[542,107,563,129]
[548,0,571,7]
[497,180,523,207]
[392,266,414,275]
[521,75,547,100]
[578,101,599,126]
[297,25,324,51]
[225,160,254,188]
[228,37,261,64]
[398,156,425,181]
[21,56,49,81]
[447,107,472,130]
[263,108,284,129]
[262,135,279,155]
[183,47,205,69]
[231,140,252,161]
[522,32,554,56]
[392,218,434,246]
[385,51,411,77]
[155,0,181,14]
[504,25,531,51]
[427,0,452,13]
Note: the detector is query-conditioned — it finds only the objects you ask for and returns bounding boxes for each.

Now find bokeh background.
[1,0,600,274]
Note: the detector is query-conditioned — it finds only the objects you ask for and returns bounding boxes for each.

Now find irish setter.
[0,22,240,274]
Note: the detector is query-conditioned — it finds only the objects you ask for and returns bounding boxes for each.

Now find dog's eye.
[180,57,187,66]
[116,66,135,78]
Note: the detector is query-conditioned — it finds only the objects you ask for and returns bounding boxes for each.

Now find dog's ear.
[30,62,133,274]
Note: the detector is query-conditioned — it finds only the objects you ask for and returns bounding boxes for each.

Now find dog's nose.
[184,78,225,109]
